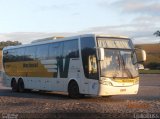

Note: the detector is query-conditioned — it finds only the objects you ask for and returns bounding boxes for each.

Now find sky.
[0,0,160,44]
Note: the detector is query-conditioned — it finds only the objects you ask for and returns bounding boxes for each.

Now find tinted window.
[3,50,9,63]
[36,44,49,60]
[81,37,98,79]
[16,48,25,61]
[24,46,37,61]
[63,39,79,58]
[48,42,62,59]
[8,49,16,62]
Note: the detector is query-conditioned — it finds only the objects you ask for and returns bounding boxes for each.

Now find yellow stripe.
[113,77,139,83]
[4,60,56,77]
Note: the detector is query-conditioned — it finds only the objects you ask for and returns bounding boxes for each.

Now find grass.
[139,69,160,74]
[135,44,160,64]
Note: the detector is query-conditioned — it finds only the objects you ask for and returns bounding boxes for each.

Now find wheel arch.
[68,79,79,91]
[67,79,82,98]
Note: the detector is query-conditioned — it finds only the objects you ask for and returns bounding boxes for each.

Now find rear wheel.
[18,79,25,93]
[68,81,81,99]
[11,79,18,92]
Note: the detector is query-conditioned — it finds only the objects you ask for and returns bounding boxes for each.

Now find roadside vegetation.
[139,70,160,74]
[0,41,21,50]
[0,41,21,71]
[135,43,160,74]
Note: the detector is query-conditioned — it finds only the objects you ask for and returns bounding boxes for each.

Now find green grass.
[139,69,160,74]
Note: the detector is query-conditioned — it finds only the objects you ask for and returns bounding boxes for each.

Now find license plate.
[120,89,126,92]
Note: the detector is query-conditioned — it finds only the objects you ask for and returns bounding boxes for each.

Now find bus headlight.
[105,81,113,86]
[99,80,113,86]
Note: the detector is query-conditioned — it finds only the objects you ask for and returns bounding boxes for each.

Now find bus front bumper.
[98,84,139,96]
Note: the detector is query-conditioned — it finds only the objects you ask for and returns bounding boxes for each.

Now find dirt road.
[0,74,160,119]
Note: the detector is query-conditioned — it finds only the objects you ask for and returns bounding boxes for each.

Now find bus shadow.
[0,89,159,102]
[0,89,70,100]
[81,95,160,103]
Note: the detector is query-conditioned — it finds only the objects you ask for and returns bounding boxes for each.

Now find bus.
[2,34,146,98]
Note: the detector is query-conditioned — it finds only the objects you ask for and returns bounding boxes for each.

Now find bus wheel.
[11,79,18,92]
[18,79,25,93]
[68,81,80,99]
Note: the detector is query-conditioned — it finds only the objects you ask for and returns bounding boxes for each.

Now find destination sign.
[97,38,132,49]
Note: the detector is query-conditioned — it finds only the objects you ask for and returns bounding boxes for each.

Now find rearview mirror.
[135,49,146,63]
[98,48,104,61]
[141,50,146,62]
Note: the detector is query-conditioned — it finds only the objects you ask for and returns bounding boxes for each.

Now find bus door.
[87,55,99,95]
[66,56,89,94]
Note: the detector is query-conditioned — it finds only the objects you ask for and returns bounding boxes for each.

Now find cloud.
[81,23,152,36]
[133,15,160,24]
[1,0,159,45]
[39,4,70,11]
[95,0,160,44]
[112,0,160,16]
[35,1,81,17]
[0,27,159,45]
[78,22,160,44]
[0,32,74,44]
[36,1,77,12]
[0,34,11,41]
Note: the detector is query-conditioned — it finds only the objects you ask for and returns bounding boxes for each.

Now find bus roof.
[3,34,129,50]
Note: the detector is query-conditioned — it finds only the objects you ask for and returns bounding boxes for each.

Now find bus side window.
[81,37,98,80]
[24,46,37,61]
[16,48,25,61]
[36,44,49,60]
[48,42,62,59]
[7,50,13,62]
[63,39,79,58]
[3,50,9,63]
[9,49,17,62]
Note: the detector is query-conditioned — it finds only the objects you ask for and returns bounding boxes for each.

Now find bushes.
[0,41,21,50]
[146,62,160,70]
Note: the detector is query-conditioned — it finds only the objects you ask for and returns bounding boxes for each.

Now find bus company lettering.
[23,63,38,68]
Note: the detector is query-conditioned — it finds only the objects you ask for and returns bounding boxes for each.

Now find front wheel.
[68,81,81,99]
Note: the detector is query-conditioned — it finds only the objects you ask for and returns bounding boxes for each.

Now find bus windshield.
[100,49,138,78]
[97,37,138,78]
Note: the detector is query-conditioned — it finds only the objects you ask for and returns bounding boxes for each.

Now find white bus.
[2,34,146,98]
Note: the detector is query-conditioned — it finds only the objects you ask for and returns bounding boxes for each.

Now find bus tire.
[68,81,81,99]
[18,79,25,93]
[11,79,18,92]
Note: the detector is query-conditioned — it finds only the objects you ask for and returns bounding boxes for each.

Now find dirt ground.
[0,74,160,119]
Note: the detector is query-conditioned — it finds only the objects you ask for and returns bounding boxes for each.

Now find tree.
[153,30,160,37]
[0,41,22,50]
